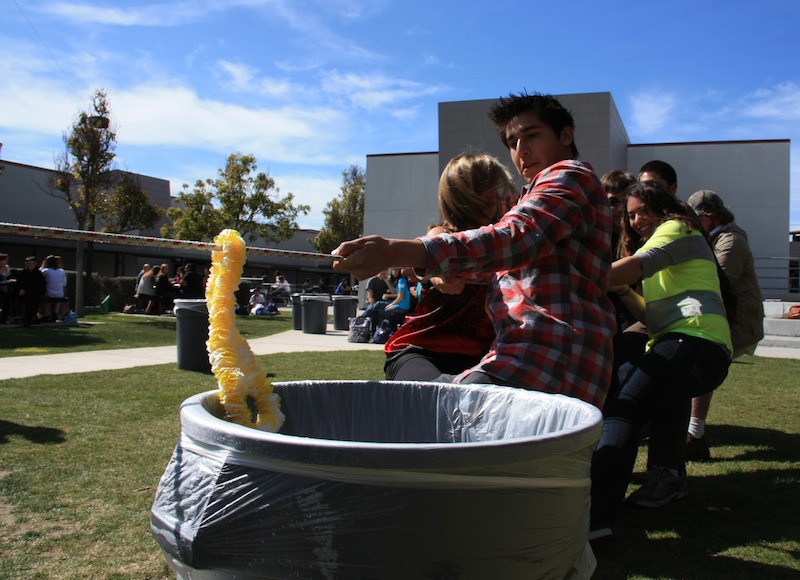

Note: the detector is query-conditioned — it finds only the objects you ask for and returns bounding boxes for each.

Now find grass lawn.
[0,312,294,357]
[1,346,799,578]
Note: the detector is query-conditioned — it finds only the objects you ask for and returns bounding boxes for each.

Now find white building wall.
[363,152,440,239]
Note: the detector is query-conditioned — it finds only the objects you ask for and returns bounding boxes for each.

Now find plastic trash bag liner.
[151,380,602,579]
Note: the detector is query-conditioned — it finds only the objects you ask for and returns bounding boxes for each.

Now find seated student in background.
[384,154,512,381]
[179,263,205,299]
[360,267,400,329]
[248,287,267,315]
[334,276,352,295]
[271,274,291,303]
[365,270,391,308]
[589,182,732,540]
[333,91,615,409]
[378,267,412,327]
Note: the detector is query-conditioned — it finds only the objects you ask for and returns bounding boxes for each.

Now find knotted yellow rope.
[205,229,285,431]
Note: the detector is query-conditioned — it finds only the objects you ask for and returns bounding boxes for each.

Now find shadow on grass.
[593,424,800,578]
[707,423,800,463]
[0,419,66,445]
[0,324,109,351]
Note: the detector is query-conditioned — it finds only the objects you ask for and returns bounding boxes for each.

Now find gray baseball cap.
[687,189,725,214]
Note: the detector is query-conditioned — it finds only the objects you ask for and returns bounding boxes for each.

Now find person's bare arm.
[610,255,643,286]
[333,236,427,281]
[610,256,646,321]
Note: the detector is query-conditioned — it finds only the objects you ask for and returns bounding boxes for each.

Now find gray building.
[364,92,793,299]
[0,160,334,290]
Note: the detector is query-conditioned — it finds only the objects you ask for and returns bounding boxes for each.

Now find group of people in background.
[334,91,765,543]
[0,253,69,327]
[134,261,206,315]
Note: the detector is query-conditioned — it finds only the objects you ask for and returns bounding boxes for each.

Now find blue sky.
[2,0,799,231]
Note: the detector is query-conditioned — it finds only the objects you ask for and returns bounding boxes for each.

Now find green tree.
[163,153,309,243]
[99,172,163,233]
[312,165,365,254]
[50,89,116,315]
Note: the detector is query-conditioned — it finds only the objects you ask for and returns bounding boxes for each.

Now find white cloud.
[628,90,678,135]
[275,171,348,230]
[217,60,256,92]
[111,83,350,166]
[40,1,208,26]
[743,82,800,121]
[215,60,300,98]
[39,0,283,27]
[321,70,442,111]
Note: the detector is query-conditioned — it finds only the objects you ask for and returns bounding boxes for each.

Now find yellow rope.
[205,229,285,431]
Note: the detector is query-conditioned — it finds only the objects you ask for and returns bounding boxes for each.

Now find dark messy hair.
[619,182,702,258]
[488,91,579,158]
[638,160,677,190]
[600,170,637,195]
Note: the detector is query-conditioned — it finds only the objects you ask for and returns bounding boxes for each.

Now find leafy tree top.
[163,153,309,244]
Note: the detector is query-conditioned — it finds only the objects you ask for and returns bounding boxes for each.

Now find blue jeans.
[590,333,730,527]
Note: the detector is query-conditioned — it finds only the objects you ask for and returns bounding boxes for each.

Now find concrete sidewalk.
[1,327,798,381]
[0,324,384,380]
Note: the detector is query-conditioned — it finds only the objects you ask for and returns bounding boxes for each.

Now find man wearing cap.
[686,190,764,460]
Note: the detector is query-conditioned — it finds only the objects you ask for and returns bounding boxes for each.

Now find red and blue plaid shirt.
[420,160,614,409]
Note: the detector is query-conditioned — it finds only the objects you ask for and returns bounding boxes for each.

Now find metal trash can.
[332,295,358,330]
[173,299,211,373]
[290,293,303,330]
[151,382,602,579]
[300,295,329,334]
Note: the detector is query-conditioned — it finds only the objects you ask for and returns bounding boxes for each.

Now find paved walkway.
[0,322,385,380]
[0,324,797,381]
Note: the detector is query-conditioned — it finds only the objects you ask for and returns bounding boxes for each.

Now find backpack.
[372,319,395,344]
[347,316,372,343]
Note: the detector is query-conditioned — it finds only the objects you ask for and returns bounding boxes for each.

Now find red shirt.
[384,283,493,359]
[420,160,614,409]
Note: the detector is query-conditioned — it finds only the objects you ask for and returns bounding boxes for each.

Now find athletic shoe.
[684,434,711,461]
[626,466,689,508]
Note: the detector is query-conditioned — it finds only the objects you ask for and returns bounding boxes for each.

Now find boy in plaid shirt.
[334,92,614,409]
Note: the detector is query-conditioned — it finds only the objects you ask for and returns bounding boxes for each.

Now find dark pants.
[590,333,730,527]
[385,348,483,382]
[0,289,10,323]
[432,369,518,387]
[22,293,41,326]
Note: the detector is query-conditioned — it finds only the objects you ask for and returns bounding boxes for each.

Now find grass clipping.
[206,229,285,431]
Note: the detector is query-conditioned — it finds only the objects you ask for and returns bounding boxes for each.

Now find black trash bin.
[301,295,329,334]
[151,382,602,579]
[290,293,303,330]
[173,299,211,373]
[332,295,358,330]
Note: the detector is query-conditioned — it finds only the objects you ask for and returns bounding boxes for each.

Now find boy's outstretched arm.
[332,236,427,281]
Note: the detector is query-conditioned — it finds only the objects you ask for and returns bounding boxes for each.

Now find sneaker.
[684,434,711,461]
[626,467,689,508]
